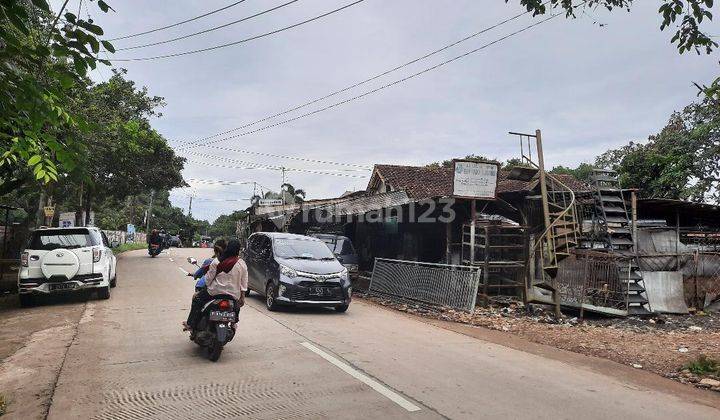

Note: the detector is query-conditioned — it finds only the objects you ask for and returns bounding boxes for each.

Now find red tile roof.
[370,164,587,199]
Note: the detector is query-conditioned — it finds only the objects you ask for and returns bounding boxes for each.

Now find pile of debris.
[358,293,720,393]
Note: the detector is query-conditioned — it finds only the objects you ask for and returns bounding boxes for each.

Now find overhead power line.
[115,0,300,51]
[192,152,368,173]
[172,2,546,151]
[186,178,275,191]
[185,158,370,178]
[108,1,248,41]
[111,0,366,62]
[181,13,562,150]
[178,144,371,169]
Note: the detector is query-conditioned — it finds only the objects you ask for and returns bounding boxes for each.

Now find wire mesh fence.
[369,258,481,311]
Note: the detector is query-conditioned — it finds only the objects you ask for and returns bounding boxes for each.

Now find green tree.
[208,210,247,238]
[55,70,186,220]
[595,97,719,201]
[426,155,499,169]
[550,163,595,182]
[0,0,115,184]
[281,183,306,204]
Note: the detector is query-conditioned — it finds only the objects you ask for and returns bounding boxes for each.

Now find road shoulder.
[359,297,720,410]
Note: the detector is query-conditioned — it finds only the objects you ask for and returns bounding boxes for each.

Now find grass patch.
[685,354,720,376]
[112,242,148,255]
[0,393,6,416]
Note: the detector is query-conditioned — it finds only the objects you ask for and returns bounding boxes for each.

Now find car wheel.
[335,304,349,313]
[265,283,279,311]
[19,294,35,307]
[110,271,117,288]
[98,286,110,300]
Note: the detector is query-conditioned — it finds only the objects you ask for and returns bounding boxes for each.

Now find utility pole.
[146,189,155,232]
[281,167,286,205]
[188,195,193,218]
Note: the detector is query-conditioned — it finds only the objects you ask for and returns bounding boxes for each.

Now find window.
[256,236,272,260]
[273,238,335,260]
[29,229,97,250]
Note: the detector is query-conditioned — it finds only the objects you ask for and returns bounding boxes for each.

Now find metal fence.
[369,258,482,311]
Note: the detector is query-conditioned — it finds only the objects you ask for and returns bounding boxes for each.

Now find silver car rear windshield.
[28,229,97,250]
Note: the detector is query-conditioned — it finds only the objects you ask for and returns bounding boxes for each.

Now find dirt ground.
[358,294,720,391]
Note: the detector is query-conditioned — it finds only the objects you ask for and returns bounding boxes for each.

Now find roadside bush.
[112,242,147,255]
[685,354,720,376]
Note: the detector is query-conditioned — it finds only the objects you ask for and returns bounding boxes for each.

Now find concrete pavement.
[1,247,719,419]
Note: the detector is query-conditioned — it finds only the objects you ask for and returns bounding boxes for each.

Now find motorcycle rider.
[148,229,162,253]
[184,239,247,331]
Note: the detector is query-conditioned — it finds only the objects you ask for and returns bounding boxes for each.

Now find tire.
[208,341,223,362]
[19,294,35,307]
[97,286,110,300]
[335,304,349,313]
[265,283,279,311]
[110,271,117,288]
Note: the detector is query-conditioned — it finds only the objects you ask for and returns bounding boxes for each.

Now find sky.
[73,0,718,221]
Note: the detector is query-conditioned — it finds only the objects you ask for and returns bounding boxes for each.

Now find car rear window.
[28,229,97,250]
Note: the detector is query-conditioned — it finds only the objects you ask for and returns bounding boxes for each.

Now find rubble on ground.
[357,293,720,393]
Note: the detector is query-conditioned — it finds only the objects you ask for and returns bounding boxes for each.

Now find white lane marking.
[299,342,421,412]
[177,267,189,275]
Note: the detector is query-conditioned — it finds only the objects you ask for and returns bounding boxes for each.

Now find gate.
[369,258,482,311]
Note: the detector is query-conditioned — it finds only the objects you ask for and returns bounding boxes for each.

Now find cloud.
[87,0,717,221]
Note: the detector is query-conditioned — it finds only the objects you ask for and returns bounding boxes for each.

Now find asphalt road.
[2,247,720,419]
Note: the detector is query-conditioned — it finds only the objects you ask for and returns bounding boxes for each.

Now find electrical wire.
[110,0,365,62]
[115,0,300,51]
[172,2,548,151]
[186,178,275,191]
[183,13,562,150]
[185,159,370,178]
[177,144,371,169]
[192,152,369,173]
[107,1,248,41]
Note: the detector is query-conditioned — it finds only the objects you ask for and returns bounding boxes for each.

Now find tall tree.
[0,0,115,184]
[596,97,719,201]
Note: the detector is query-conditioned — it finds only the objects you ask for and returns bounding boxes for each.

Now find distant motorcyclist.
[148,229,162,256]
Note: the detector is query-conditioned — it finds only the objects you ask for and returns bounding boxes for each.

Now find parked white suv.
[18,227,117,306]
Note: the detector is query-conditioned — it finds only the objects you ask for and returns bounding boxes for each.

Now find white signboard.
[452,160,498,199]
[258,199,283,206]
[58,211,95,227]
[59,212,76,228]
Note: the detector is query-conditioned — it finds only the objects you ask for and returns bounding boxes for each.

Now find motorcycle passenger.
[184,239,247,331]
[189,239,227,292]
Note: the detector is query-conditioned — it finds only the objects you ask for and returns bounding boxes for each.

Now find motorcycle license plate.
[50,282,76,291]
[209,311,235,322]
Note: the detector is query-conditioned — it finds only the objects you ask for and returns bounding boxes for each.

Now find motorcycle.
[186,257,239,361]
[148,243,161,257]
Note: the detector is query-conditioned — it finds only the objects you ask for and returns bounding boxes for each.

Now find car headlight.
[339,267,349,281]
[280,265,297,278]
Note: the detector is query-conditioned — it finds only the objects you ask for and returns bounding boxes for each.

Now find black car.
[310,234,359,274]
[169,235,182,247]
[244,232,351,312]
